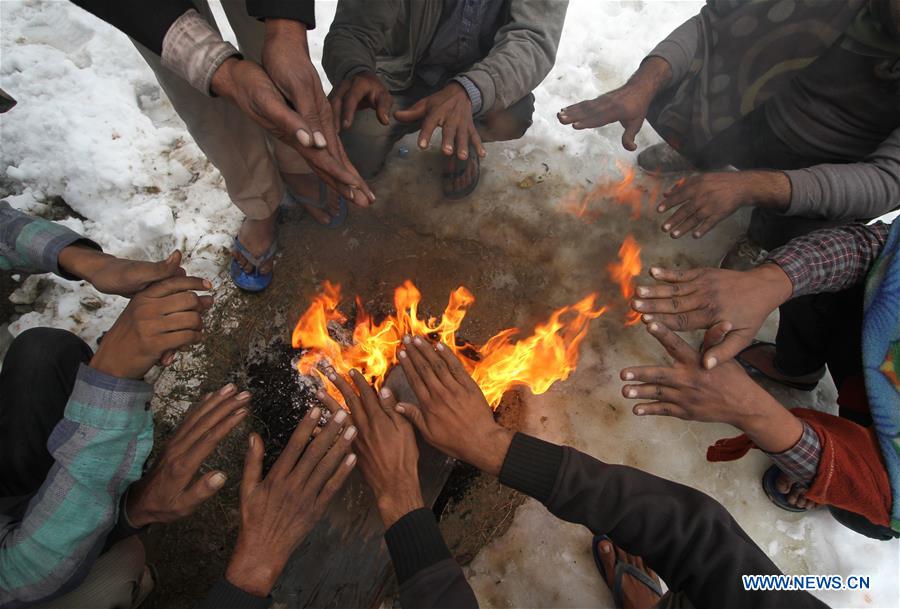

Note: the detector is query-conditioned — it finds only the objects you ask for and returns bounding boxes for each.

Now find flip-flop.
[762,465,809,513]
[291,180,347,229]
[442,143,480,200]
[736,342,823,392]
[592,535,663,609]
[230,236,278,292]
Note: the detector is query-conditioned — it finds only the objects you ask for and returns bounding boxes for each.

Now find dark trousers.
[0,328,93,504]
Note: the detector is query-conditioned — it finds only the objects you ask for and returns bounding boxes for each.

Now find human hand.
[632,264,793,369]
[620,322,802,452]
[394,83,487,161]
[126,384,251,527]
[329,71,395,132]
[317,369,423,528]
[210,57,374,206]
[89,276,213,379]
[58,247,185,298]
[658,171,790,239]
[558,56,671,151]
[224,407,357,597]
[395,335,513,477]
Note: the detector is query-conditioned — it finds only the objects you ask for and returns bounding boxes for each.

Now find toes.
[775,472,793,495]
[596,540,616,587]
[303,202,333,225]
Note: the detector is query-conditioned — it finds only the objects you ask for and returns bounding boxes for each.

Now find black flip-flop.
[442,143,480,200]
[736,342,823,392]
[592,535,663,609]
[762,465,809,513]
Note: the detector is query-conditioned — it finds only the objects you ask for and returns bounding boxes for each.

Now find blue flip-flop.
[592,535,663,609]
[230,237,278,292]
[292,180,347,229]
[762,464,809,513]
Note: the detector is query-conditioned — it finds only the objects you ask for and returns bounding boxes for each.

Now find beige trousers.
[133,0,310,220]
[33,536,147,609]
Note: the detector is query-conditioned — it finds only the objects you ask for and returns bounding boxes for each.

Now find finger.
[665,206,704,239]
[178,388,250,446]
[180,401,250,472]
[161,311,203,333]
[142,250,184,285]
[454,124,470,161]
[691,214,724,239]
[631,293,705,315]
[377,386,403,425]
[621,119,641,152]
[241,433,265,502]
[633,281,698,300]
[647,267,704,283]
[289,409,354,487]
[375,90,394,126]
[394,100,427,125]
[348,368,378,426]
[398,343,430,402]
[394,401,426,431]
[622,383,678,402]
[268,406,323,480]
[404,336,442,392]
[313,453,357,510]
[619,366,679,387]
[701,321,733,354]
[177,469,229,517]
[159,292,213,315]
[632,402,688,418]
[341,81,370,130]
[440,117,458,157]
[326,369,364,419]
[142,276,212,298]
[417,112,441,150]
[704,329,752,370]
[329,83,347,133]
[171,383,239,443]
[411,336,459,394]
[158,330,203,353]
[658,186,694,214]
[647,322,699,365]
[638,311,709,332]
[316,389,345,417]
[469,127,486,158]
[433,342,478,389]
[159,350,176,367]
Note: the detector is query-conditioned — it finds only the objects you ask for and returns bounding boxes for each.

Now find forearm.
[645,14,701,86]
[246,0,315,28]
[0,365,153,605]
[322,0,390,86]
[499,433,826,609]
[386,509,478,609]
[767,222,891,297]
[627,56,673,101]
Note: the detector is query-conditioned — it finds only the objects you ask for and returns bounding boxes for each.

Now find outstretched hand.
[317,369,423,528]
[329,71,395,132]
[225,407,357,597]
[631,265,793,368]
[394,84,487,161]
[620,322,802,452]
[126,384,251,527]
[395,335,513,477]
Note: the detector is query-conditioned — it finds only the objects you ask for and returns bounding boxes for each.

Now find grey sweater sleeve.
[499,433,828,609]
[646,14,701,86]
[460,0,568,116]
[785,127,900,220]
[322,0,397,86]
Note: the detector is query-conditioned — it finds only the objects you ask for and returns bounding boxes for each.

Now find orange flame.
[607,235,642,326]
[557,161,648,222]
[291,281,606,409]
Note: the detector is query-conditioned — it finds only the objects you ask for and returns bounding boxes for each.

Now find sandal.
[291,180,347,229]
[230,236,278,292]
[736,342,824,392]
[592,535,663,609]
[442,143,480,200]
[762,465,808,513]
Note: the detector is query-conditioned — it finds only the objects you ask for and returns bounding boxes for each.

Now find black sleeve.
[246,0,315,28]
[499,433,828,609]
[194,578,271,609]
[70,0,193,55]
[385,508,479,609]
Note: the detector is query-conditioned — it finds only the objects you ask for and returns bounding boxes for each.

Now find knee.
[4,328,92,378]
[479,95,535,142]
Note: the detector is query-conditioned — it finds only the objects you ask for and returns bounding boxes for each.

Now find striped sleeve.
[0,201,99,278]
[0,364,153,607]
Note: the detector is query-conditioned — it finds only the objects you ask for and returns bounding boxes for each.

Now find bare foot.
[232,211,278,275]
[443,154,479,198]
[775,472,819,510]
[282,172,342,225]
[739,344,824,387]
[596,538,661,609]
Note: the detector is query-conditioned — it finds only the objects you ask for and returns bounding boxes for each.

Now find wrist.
[734,393,803,453]
[743,170,791,212]
[89,348,140,380]
[467,426,514,477]
[58,244,104,283]
[124,486,153,528]
[629,56,672,98]
[225,541,285,598]
[376,486,425,529]
[210,56,240,99]
[748,263,794,307]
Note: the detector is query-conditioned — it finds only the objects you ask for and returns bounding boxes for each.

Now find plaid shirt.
[766,421,822,487]
[767,222,891,298]
[0,201,154,607]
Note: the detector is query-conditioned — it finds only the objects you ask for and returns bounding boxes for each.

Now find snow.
[1,1,898,608]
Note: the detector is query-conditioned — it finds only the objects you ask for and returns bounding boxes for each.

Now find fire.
[607,235,642,326]
[557,161,648,222]
[291,281,606,409]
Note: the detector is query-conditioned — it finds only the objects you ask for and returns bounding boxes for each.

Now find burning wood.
[607,235,642,326]
[291,280,606,408]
